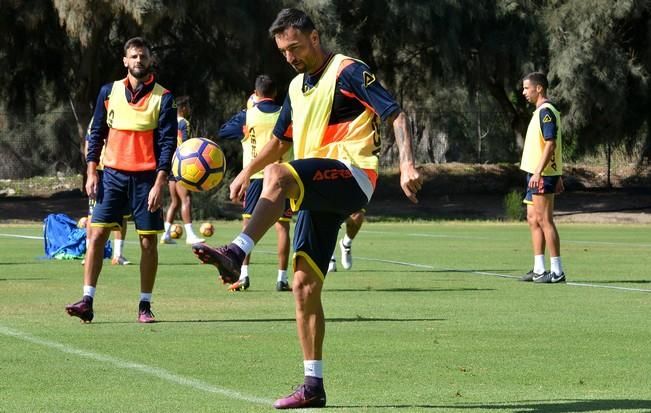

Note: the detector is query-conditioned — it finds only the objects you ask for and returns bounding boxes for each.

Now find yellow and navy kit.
[177,116,190,146]
[273,53,400,188]
[520,101,562,176]
[86,75,177,174]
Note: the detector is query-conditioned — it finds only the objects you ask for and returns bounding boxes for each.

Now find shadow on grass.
[330,399,651,412]
[588,280,651,284]
[0,277,48,281]
[325,287,495,293]
[94,316,445,325]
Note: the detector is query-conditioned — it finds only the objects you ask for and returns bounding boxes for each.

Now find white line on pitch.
[351,256,651,294]
[0,325,272,406]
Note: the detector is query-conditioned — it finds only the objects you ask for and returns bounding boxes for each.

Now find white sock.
[534,255,546,274]
[342,235,353,247]
[240,265,249,280]
[304,360,323,378]
[232,233,255,255]
[163,221,171,235]
[114,239,124,258]
[277,269,287,282]
[140,292,152,302]
[184,223,198,238]
[83,285,96,298]
[330,254,336,262]
[550,256,563,274]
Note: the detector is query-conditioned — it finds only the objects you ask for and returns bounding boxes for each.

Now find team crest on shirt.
[363,71,376,88]
[543,114,552,123]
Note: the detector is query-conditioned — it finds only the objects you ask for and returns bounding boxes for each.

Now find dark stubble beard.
[129,66,151,80]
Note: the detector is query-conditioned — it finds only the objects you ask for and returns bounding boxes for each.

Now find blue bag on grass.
[43,213,112,260]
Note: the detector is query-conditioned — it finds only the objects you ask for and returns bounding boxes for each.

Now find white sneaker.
[160,235,176,244]
[340,240,352,270]
[327,258,337,273]
[111,256,131,265]
[185,235,205,245]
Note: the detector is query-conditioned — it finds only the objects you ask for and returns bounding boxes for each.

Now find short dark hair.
[176,96,190,109]
[123,37,151,55]
[268,8,316,38]
[523,72,548,91]
[255,75,276,98]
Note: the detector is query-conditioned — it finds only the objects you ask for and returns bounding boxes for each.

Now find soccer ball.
[170,224,183,239]
[199,222,214,237]
[172,138,226,192]
[77,216,88,228]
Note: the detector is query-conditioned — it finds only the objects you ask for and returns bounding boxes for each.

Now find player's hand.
[85,171,99,200]
[229,171,250,204]
[528,173,543,192]
[147,174,166,212]
[555,176,565,194]
[400,164,422,204]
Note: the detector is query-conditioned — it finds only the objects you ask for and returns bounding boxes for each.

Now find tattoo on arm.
[393,112,415,165]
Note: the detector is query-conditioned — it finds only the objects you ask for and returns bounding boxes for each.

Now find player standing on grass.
[218,74,293,292]
[327,208,365,272]
[160,96,205,245]
[519,71,565,283]
[191,9,422,409]
[65,37,177,323]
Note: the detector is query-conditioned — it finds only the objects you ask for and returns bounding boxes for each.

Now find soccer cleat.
[138,301,156,323]
[160,235,177,245]
[111,256,131,265]
[227,276,250,292]
[192,243,242,284]
[65,296,94,323]
[273,384,326,409]
[520,269,546,282]
[185,235,205,245]
[276,280,292,292]
[534,271,566,284]
[339,240,352,270]
[327,258,336,273]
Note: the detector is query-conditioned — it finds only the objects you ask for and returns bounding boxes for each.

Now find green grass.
[0,221,650,412]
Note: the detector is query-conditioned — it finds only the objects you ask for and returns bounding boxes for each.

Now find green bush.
[503,189,525,221]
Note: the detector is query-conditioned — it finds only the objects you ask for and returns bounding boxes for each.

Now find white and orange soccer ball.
[199,222,214,237]
[172,138,226,192]
[169,224,183,239]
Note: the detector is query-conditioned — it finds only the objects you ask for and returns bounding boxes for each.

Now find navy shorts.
[523,173,561,204]
[87,170,130,220]
[284,158,369,280]
[90,167,164,234]
[243,178,292,222]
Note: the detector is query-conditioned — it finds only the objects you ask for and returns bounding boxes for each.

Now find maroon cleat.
[65,296,94,323]
[273,384,326,409]
[192,243,242,284]
[138,301,156,323]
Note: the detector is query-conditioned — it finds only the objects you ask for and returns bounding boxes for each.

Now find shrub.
[503,189,525,221]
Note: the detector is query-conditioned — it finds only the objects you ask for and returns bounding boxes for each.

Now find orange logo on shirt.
[313,169,353,181]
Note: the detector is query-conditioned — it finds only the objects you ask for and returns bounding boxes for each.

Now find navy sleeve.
[218,110,246,140]
[273,94,293,142]
[156,92,178,174]
[539,108,558,141]
[339,61,400,122]
[86,83,112,164]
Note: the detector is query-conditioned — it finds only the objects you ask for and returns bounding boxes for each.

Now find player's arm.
[341,62,422,202]
[229,136,291,203]
[229,97,293,203]
[149,92,178,211]
[529,108,558,190]
[217,110,247,140]
[85,85,111,199]
[387,110,422,203]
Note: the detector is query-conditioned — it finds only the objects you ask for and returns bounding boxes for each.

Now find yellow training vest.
[244,104,288,179]
[288,54,380,172]
[520,102,562,175]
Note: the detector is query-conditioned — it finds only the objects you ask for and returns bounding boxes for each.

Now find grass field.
[1,221,650,413]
